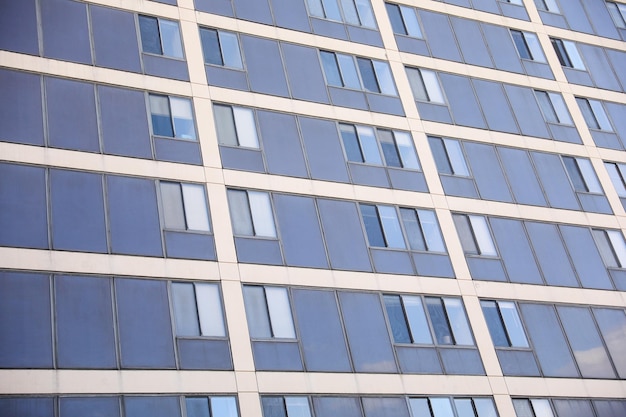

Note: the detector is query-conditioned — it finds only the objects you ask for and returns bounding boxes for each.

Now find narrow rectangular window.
[400,208,446,252]
[320,51,343,87]
[386,3,407,35]
[513,399,555,417]
[340,124,382,164]
[243,285,295,339]
[429,138,469,176]
[160,182,210,232]
[576,98,613,131]
[425,297,454,345]
[607,2,626,28]
[604,162,626,197]
[214,104,259,148]
[593,229,626,268]
[535,91,571,124]
[172,282,226,337]
[511,30,532,60]
[354,0,376,27]
[360,204,386,247]
[336,54,361,89]
[200,28,243,69]
[534,0,560,13]
[139,16,183,58]
[227,189,276,238]
[150,94,196,140]
[372,61,397,95]
[480,300,528,348]
[399,5,422,37]
[357,58,380,93]
[407,68,445,104]
[361,204,406,248]
[551,38,585,69]
[562,157,601,193]
[393,131,420,170]
[211,397,239,417]
[384,294,433,344]
[453,214,497,256]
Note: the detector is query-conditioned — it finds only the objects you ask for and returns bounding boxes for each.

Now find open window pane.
[607,230,626,267]
[593,229,618,268]
[530,399,554,417]
[159,19,183,58]
[481,300,509,347]
[232,107,259,148]
[430,398,454,417]
[211,397,238,417]
[214,105,238,146]
[361,204,386,247]
[196,283,226,336]
[321,52,342,86]
[337,54,361,89]
[357,126,382,164]
[150,95,174,137]
[227,190,254,236]
[563,41,584,69]
[395,132,420,169]
[418,210,445,252]
[511,30,531,60]
[453,214,478,255]
[605,163,626,196]
[525,33,546,62]
[563,157,587,192]
[285,397,311,417]
[139,16,162,54]
[182,184,210,231]
[172,282,201,336]
[161,182,186,229]
[378,205,406,249]
[218,32,243,69]
[589,100,612,131]
[384,294,412,343]
[355,0,376,27]
[248,191,276,238]
[499,301,528,347]
[547,93,571,124]
[575,159,601,193]
[170,97,196,140]
[201,29,223,66]
[426,297,453,345]
[469,216,497,256]
[443,298,473,345]
[406,68,428,101]
[421,70,445,104]
[400,6,422,37]
[400,208,426,251]
[443,139,469,176]
[340,124,364,162]
[243,286,272,338]
[576,98,600,129]
[373,61,396,95]
[535,91,558,123]
[265,287,295,338]
[403,295,432,344]
[386,4,406,35]
[379,130,402,168]
[357,58,379,93]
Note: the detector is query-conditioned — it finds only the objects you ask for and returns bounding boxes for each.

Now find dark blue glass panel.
[490,218,543,284]
[55,275,117,368]
[233,0,273,24]
[340,125,364,162]
[360,204,386,247]
[464,141,513,202]
[339,291,397,372]
[258,111,308,178]
[262,397,286,417]
[240,36,289,97]
[41,0,91,64]
[186,398,210,417]
[0,163,48,249]
[46,77,99,152]
[439,74,486,129]
[60,397,120,417]
[481,301,509,347]
[425,298,453,345]
[320,52,343,87]
[386,4,406,35]
[0,398,53,417]
[282,43,330,103]
[91,5,141,72]
[362,398,410,417]
[0,69,44,146]
[560,225,613,289]
[0,272,53,368]
[50,169,108,253]
[177,339,232,370]
[0,0,39,55]
[419,11,462,62]
[107,175,163,257]
[139,15,162,54]
[274,195,328,268]
[124,396,181,417]
[99,85,152,159]
[300,117,350,183]
[357,58,379,93]
[313,397,362,417]
[293,289,351,372]
[116,278,175,368]
[318,199,372,271]
[252,341,303,371]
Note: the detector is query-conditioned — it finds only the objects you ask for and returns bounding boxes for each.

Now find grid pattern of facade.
[1,0,626,416]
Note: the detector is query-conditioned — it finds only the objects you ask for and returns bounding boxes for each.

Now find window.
[575,98,613,131]
[534,90,572,125]
[592,229,626,268]
[262,397,312,417]
[406,68,445,104]
[561,156,602,193]
[242,286,295,339]
[160,182,211,232]
[213,105,259,148]
[550,38,585,70]
[186,396,239,417]
[534,0,560,13]
[149,94,196,140]
[320,51,397,95]
[360,205,445,251]
[503,0,523,4]
[409,397,498,417]
[385,295,474,346]
[306,0,376,28]
[604,161,626,197]
[340,124,420,169]
[385,3,423,37]
[138,15,183,58]
[428,137,469,176]
[480,300,529,348]
[452,214,497,256]
[607,2,626,28]
[171,282,225,337]
[226,189,276,238]
[512,399,554,417]
[511,30,546,62]
[200,28,243,69]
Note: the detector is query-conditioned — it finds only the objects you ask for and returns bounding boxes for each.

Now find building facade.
[1,0,626,416]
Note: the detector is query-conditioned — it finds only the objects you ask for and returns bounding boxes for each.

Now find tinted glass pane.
[248,191,276,238]
[511,30,531,59]
[232,107,259,148]
[400,208,426,251]
[395,132,420,169]
[481,300,509,347]
[357,126,382,164]
[286,397,312,417]
[321,52,342,86]
[227,190,254,236]
[340,124,364,162]
[313,397,362,417]
[160,182,186,230]
[429,137,453,174]
[592,308,626,377]
[453,214,478,254]
[386,3,406,34]
[60,397,120,417]
[218,32,243,68]
[214,105,238,146]
[201,28,223,65]
[186,397,210,417]
[408,399,431,417]
[124,396,181,417]
[170,97,196,140]
[211,397,238,417]
[139,16,162,54]
[373,61,396,95]
[473,399,497,417]
[196,284,225,337]
[499,301,528,348]
[418,210,445,252]
[378,205,405,249]
[181,184,211,232]
[552,400,593,417]
[535,91,558,123]
[262,397,286,417]
[150,95,174,137]
[443,298,473,345]
[512,399,533,417]
[337,54,361,89]
[172,282,200,336]
[265,287,295,338]
[384,294,411,343]
[425,297,453,345]
[430,398,454,417]
[243,286,271,338]
[379,130,401,167]
[340,0,360,24]
[361,204,386,247]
